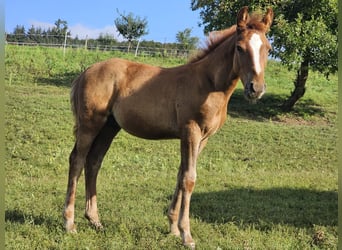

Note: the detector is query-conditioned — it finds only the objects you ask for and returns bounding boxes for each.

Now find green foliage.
[97,33,118,46]
[53,19,68,33]
[114,10,148,43]
[13,25,25,35]
[272,7,337,77]
[5,46,337,249]
[191,0,277,33]
[7,19,71,45]
[176,28,199,50]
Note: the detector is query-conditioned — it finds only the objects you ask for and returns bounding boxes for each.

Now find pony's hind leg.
[84,115,121,230]
[63,115,108,232]
[168,167,182,237]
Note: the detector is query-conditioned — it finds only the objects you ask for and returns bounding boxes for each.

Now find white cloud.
[29,20,123,41]
[69,24,122,40]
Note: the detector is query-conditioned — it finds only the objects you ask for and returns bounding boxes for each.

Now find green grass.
[5,45,337,249]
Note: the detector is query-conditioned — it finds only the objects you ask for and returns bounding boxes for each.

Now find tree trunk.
[127,41,132,53]
[282,60,309,111]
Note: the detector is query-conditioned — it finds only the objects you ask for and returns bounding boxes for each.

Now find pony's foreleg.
[84,116,120,229]
[168,124,205,249]
[64,132,96,232]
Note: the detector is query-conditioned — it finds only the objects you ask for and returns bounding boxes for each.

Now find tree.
[176,28,199,50]
[27,25,43,43]
[272,1,337,111]
[97,33,118,47]
[191,0,275,33]
[191,0,338,111]
[114,10,148,52]
[13,25,25,35]
[52,19,70,44]
[11,25,26,42]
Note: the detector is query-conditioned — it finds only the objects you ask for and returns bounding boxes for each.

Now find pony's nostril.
[249,83,256,93]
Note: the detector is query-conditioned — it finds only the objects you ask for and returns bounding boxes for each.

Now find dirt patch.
[270,115,334,126]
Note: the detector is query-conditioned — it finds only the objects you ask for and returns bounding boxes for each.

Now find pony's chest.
[199,94,228,136]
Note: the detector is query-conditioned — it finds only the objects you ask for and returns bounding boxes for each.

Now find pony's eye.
[236,46,244,53]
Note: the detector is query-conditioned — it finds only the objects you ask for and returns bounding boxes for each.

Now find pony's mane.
[188,25,236,64]
[189,13,267,64]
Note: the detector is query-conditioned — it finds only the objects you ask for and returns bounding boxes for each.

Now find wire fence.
[6,32,197,58]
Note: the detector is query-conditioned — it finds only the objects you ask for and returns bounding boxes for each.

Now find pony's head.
[233,6,273,102]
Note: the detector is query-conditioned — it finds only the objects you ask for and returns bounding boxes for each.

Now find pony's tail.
[70,74,81,137]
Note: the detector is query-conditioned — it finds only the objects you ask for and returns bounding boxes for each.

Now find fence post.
[63,30,68,57]
[85,35,88,50]
[135,38,141,57]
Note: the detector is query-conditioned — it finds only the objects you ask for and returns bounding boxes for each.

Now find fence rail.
[6,41,196,58]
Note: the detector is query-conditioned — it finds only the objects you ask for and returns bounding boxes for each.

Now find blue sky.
[5,1,206,43]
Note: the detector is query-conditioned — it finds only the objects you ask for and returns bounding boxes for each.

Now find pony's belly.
[123,127,179,140]
[113,109,179,140]
[121,121,179,140]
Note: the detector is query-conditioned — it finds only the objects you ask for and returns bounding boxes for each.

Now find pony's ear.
[262,8,274,31]
[237,6,249,29]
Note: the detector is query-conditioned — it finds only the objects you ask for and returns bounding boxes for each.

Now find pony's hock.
[63,6,273,248]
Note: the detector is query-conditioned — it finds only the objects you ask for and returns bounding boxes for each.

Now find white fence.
[6,41,196,58]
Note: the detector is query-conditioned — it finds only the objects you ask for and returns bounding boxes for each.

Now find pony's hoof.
[85,214,104,231]
[92,221,104,231]
[65,223,77,233]
[184,242,195,249]
[169,229,181,238]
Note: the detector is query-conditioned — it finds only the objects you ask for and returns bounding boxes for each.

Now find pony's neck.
[198,32,239,93]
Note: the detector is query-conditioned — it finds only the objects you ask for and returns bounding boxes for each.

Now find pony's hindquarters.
[64,60,122,232]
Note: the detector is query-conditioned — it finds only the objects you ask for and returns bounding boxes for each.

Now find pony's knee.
[184,179,195,193]
[182,173,196,193]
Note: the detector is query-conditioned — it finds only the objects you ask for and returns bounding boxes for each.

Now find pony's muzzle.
[245,82,266,100]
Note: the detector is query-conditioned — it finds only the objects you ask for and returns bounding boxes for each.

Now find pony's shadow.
[228,89,326,121]
[5,209,58,228]
[35,71,79,88]
[190,187,337,229]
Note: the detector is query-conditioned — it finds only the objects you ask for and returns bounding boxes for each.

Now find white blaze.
[249,33,263,75]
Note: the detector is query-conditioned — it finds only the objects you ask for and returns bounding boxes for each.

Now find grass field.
[5,45,337,249]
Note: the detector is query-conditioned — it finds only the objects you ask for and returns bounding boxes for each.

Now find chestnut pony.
[63,6,273,248]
